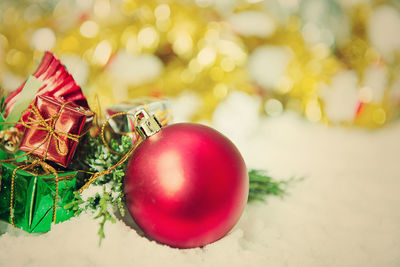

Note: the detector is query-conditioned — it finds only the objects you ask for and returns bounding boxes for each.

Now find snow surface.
[1,112,400,267]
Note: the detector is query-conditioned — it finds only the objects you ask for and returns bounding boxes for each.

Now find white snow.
[1,112,400,267]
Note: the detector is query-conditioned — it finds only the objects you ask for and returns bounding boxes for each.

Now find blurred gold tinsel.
[0,0,399,127]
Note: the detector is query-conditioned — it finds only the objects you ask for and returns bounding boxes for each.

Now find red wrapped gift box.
[19,95,94,167]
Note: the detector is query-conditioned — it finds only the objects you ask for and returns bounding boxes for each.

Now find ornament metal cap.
[134,109,162,138]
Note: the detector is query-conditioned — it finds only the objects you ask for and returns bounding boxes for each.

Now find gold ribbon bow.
[20,101,85,160]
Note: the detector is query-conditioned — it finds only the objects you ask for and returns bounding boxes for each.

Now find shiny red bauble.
[124,123,248,248]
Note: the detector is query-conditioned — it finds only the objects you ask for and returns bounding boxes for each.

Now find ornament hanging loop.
[134,109,162,138]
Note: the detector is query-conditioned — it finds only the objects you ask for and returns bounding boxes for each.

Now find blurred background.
[0,0,399,128]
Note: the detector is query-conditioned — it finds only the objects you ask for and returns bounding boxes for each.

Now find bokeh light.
[0,0,398,127]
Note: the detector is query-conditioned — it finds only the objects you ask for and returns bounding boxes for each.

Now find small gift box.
[0,162,78,233]
[106,97,170,140]
[19,95,94,167]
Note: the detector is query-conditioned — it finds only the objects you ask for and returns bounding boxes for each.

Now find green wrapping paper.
[0,163,78,233]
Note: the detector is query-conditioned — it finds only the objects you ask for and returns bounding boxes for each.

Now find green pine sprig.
[248,169,297,202]
[69,134,132,245]
[93,186,116,245]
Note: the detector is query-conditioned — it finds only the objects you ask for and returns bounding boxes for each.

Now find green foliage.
[93,186,116,245]
[248,169,296,202]
[70,134,132,245]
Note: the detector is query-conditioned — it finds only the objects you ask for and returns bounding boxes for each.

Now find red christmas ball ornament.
[124,110,248,248]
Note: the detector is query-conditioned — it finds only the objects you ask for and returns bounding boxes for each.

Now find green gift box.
[0,162,78,233]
